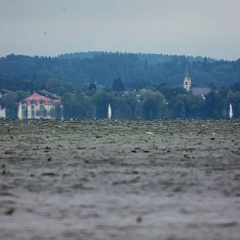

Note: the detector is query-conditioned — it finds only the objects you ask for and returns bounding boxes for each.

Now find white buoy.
[229,103,233,119]
[108,104,112,119]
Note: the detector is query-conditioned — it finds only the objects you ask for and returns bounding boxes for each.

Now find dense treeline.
[0,52,239,92]
[1,79,240,119]
[58,51,216,64]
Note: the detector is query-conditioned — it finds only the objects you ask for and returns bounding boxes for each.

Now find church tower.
[183,65,191,91]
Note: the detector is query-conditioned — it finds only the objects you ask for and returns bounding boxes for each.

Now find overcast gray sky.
[0,0,239,60]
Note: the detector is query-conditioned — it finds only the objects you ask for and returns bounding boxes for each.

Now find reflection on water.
[0,119,240,240]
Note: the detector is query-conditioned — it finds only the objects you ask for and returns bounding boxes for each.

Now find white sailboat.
[229,103,233,119]
[108,104,112,119]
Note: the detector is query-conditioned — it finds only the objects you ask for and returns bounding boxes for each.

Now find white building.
[18,92,61,119]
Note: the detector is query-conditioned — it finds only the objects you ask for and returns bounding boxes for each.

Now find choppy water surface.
[0,119,240,240]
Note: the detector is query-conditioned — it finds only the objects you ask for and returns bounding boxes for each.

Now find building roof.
[21,92,60,105]
[0,89,13,94]
[36,90,61,100]
[191,87,211,96]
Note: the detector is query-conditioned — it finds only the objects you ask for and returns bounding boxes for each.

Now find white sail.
[229,103,233,119]
[108,104,112,119]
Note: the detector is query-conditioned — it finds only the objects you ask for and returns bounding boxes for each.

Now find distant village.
[1,65,238,119]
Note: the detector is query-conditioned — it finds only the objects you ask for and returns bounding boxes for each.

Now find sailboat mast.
[108,104,112,119]
[229,103,233,119]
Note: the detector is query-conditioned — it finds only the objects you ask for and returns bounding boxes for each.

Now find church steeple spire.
[183,65,191,91]
[185,64,189,78]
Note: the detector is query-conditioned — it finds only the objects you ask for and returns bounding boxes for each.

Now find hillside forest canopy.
[0,52,239,119]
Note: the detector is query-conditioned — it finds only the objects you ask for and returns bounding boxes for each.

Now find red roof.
[21,92,60,105]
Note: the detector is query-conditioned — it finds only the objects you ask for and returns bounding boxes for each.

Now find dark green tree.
[63,82,73,93]
[61,93,75,118]
[169,97,186,118]
[46,78,64,95]
[16,90,30,102]
[112,78,125,92]
[93,91,113,118]
[23,80,34,93]
[89,83,97,91]
[0,92,18,118]
[142,92,166,118]
[54,102,63,119]
[204,91,224,118]
[231,82,240,92]
[208,82,217,91]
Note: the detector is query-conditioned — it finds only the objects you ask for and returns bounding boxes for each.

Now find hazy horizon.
[0,0,240,60]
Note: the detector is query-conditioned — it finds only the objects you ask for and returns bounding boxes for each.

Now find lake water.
[0,119,240,240]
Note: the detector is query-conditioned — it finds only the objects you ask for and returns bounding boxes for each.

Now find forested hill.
[0,52,239,92]
[58,51,216,64]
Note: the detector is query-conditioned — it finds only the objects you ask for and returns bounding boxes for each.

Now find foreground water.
[0,119,240,240]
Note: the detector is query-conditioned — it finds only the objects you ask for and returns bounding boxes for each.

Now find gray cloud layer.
[0,0,239,60]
